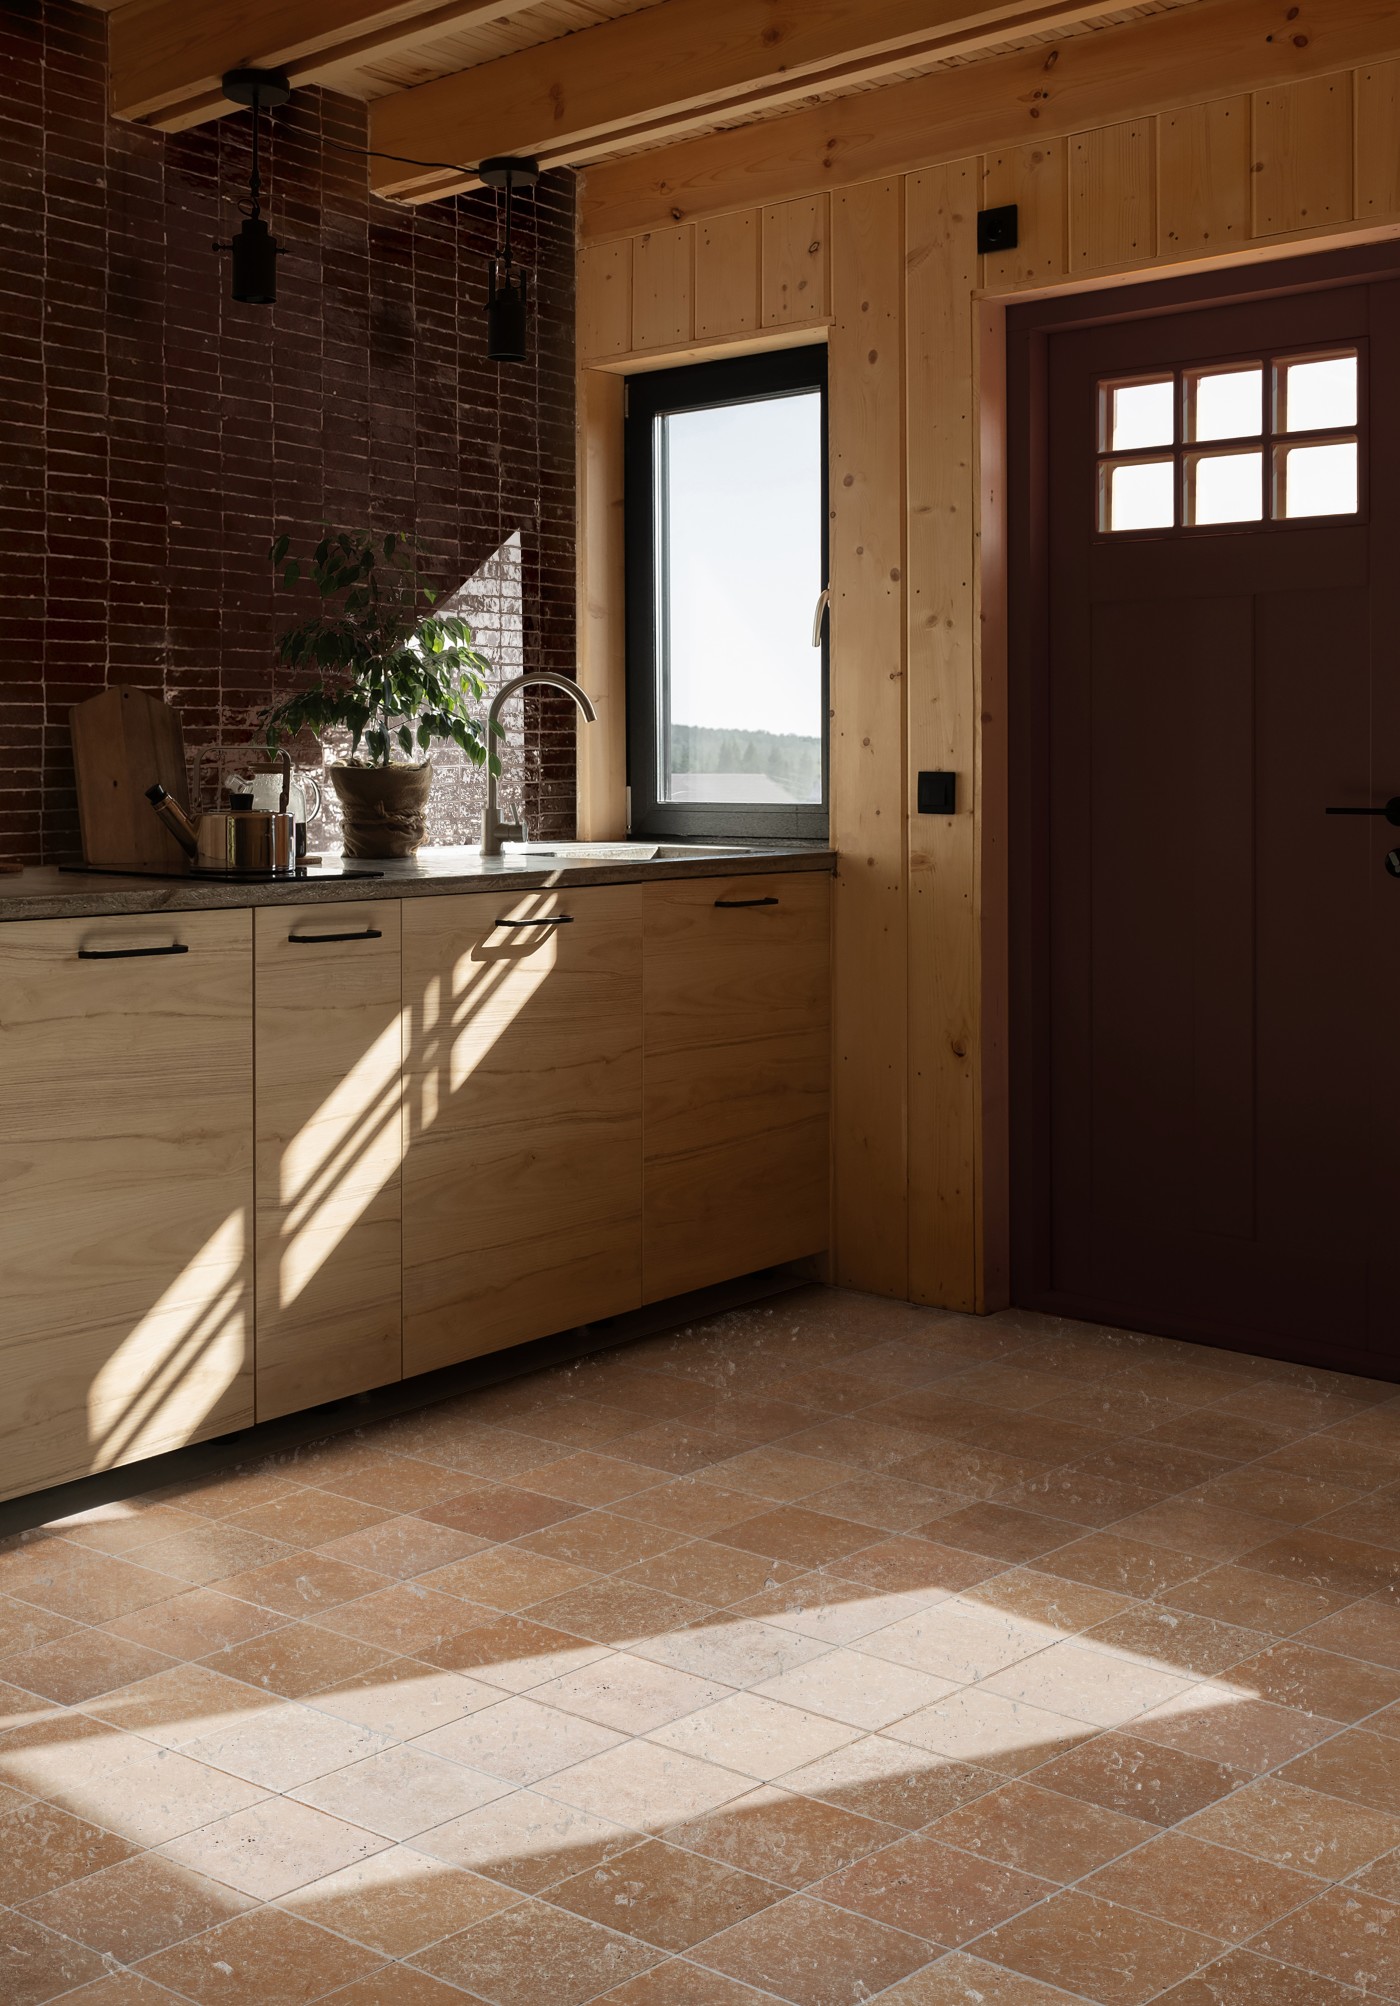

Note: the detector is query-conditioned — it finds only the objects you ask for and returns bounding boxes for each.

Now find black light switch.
[917,770,957,815]
[976,203,1019,255]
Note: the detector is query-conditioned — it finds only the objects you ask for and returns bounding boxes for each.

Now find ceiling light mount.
[215,68,291,304]
[480,156,540,364]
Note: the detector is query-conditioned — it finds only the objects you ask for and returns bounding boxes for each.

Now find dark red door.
[1014,263,1400,1371]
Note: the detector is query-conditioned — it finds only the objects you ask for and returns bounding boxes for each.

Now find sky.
[662,389,823,739]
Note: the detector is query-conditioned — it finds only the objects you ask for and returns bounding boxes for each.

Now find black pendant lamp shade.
[216,68,290,304]
[481,156,539,363]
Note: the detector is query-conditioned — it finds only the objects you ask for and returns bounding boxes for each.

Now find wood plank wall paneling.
[1252,74,1355,237]
[762,194,832,326]
[828,178,909,1298]
[905,161,979,1311]
[1358,61,1400,219]
[576,370,628,840]
[696,209,760,337]
[576,39,1400,1309]
[632,225,694,349]
[1070,120,1157,270]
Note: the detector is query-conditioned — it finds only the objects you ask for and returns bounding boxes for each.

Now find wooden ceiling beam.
[109,0,543,131]
[579,0,1400,238]
[366,0,1146,202]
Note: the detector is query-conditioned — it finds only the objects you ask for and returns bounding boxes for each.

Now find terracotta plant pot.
[329,760,433,858]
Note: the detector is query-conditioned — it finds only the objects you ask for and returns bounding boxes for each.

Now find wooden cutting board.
[70,686,191,870]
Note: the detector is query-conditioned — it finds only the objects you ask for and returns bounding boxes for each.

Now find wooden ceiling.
[90,0,1212,200]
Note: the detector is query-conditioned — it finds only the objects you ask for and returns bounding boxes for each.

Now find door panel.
[254,903,403,1421]
[0,911,253,1499]
[1020,272,1394,1368]
[401,885,643,1376]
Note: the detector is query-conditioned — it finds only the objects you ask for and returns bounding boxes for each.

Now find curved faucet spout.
[481,671,597,855]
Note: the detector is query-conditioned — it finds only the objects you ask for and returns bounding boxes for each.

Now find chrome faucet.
[480,671,598,856]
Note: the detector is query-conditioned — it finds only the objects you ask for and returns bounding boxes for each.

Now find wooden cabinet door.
[401,884,643,1376]
[643,872,831,1302]
[254,903,403,1421]
[0,910,253,1500]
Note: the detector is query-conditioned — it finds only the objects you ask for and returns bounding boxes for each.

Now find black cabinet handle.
[714,896,779,908]
[78,942,189,960]
[287,928,383,944]
[1326,798,1400,826]
[494,915,575,927]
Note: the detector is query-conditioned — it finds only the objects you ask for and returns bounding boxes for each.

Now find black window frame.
[624,345,830,842]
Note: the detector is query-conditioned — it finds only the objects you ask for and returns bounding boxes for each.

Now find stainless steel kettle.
[145,785,296,875]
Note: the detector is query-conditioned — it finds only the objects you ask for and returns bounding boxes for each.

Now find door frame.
[1005,238,1400,1370]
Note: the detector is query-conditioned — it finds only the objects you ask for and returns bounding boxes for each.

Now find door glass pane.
[658,391,824,806]
[1188,450,1263,525]
[1277,440,1359,518]
[1187,366,1262,442]
[1102,458,1175,532]
[1104,377,1174,452]
[1277,353,1358,433]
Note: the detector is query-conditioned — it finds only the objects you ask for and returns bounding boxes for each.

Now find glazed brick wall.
[0,0,577,866]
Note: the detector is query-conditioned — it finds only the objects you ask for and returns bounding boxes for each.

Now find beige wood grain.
[254,904,403,1422]
[632,225,694,350]
[695,209,761,339]
[581,0,1400,238]
[1158,96,1251,257]
[578,239,634,361]
[829,176,908,1299]
[1070,119,1157,270]
[1357,61,1400,219]
[0,911,253,1500]
[576,370,629,840]
[643,873,830,1302]
[1252,73,1355,236]
[401,885,643,1375]
[905,161,978,1313]
[762,193,831,327]
[980,140,1067,291]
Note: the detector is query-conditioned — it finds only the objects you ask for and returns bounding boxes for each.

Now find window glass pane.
[658,391,823,806]
[1277,353,1358,433]
[1188,450,1263,525]
[1187,366,1262,442]
[1277,440,1358,518]
[1103,458,1175,532]
[1105,377,1174,451]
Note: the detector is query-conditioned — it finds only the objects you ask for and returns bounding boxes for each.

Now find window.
[1097,346,1360,534]
[625,348,828,840]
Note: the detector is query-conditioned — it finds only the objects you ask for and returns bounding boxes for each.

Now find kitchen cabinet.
[401,884,644,1375]
[643,872,830,1301]
[254,903,403,1421]
[0,910,254,1501]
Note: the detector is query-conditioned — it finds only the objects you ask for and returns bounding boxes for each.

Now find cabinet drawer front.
[0,910,253,1496]
[254,903,403,1421]
[643,872,831,1301]
[402,886,643,1374]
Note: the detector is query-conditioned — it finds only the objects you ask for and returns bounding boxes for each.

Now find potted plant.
[261,529,494,857]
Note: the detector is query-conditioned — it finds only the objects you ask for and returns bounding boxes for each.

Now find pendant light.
[215,68,291,304]
[480,156,539,363]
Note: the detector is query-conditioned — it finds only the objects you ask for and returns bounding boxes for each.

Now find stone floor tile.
[417,1611,610,1690]
[515,1510,687,1572]
[752,1645,956,1729]
[1083,1606,1265,1678]
[817,1832,1052,1944]
[1225,1641,1400,1721]
[1149,1950,1368,2002]
[1181,1775,1400,1877]
[226,1487,394,1549]
[213,1551,388,1617]
[161,1792,390,1899]
[929,1779,1157,1882]
[881,1689,1087,1776]
[409,1896,661,2005]
[1040,1533,1208,1599]
[418,1482,583,1542]
[879,1951,1107,2001]
[304,1657,502,1739]
[549,1836,783,1949]
[661,1784,904,1887]
[0,1627,172,1705]
[650,1691,862,1782]
[133,1519,291,1587]
[0,1911,108,2006]
[970,1888,1217,2005]
[309,1582,493,1657]
[198,1619,390,1697]
[0,1795,137,1903]
[416,1546,599,1610]
[315,1513,489,1578]
[620,1539,801,1608]
[1278,1728,1400,1816]
[1162,1563,1353,1637]
[1131,1694,1332,1776]
[82,1661,281,1746]
[964,1568,1132,1635]
[415,1786,635,1891]
[102,1585,282,1659]
[1250,1886,1400,1995]
[594,1965,776,2005]
[547,1736,755,1827]
[0,1712,267,1845]
[302,1452,468,1514]
[19,1850,254,1961]
[279,1844,521,1956]
[0,1596,78,1661]
[294,1742,517,1836]
[528,1578,712,1646]
[417,1692,626,1783]
[1032,1731,1241,1826]
[182,1697,389,1788]
[1082,1829,1325,1941]
[703,1449,855,1504]
[716,1507,877,1569]
[136,1904,385,2003]
[40,1974,189,2006]
[978,1639,1197,1728]
[530,1650,731,1734]
[1301,1599,1400,1670]
[690,1890,932,2004]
